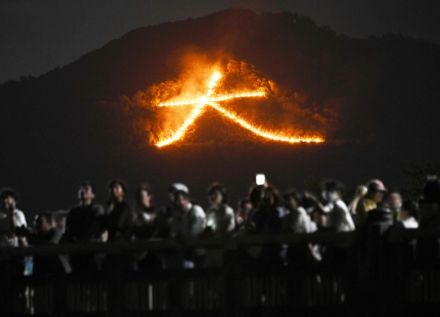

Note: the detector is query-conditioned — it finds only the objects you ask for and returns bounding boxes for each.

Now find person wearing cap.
[171,189,206,268]
[171,190,206,238]
[355,179,387,225]
[155,182,189,239]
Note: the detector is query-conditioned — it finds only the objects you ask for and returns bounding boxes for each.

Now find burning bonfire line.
[155,70,325,148]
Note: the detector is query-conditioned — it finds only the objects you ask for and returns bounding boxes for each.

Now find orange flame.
[153,67,325,147]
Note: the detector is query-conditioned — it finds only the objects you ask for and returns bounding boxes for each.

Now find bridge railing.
[1,230,440,316]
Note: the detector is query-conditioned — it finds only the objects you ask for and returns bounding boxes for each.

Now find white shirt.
[323,200,356,232]
[13,209,27,228]
[284,206,317,234]
[171,203,206,238]
[402,217,419,229]
[0,209,27,247]
[206,204,235,233]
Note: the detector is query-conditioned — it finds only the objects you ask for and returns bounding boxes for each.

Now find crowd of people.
[0,175,439,274]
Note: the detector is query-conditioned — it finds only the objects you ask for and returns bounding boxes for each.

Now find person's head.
[78,181,96,205]
[366,179,387,203]
[52,210,68,232]
[284,190,302,210]
[355,185,368,198]
[249,185,265,208]
[1,189,18,211]
[321,180,344,202]
[174,190,191,210]
[400,200,419,221]
[238,198,252,214]
[386,191,402,210]
[311,209,326,227]
[421,176,440,204]
[263,185,281,207]
[136,183,153,209]
[168,183,189,203]
[207,183,228,206]
[35,212,53,233]
[108,180,127,203]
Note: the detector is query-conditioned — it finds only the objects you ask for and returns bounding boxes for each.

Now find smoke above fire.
[123,52,329,147]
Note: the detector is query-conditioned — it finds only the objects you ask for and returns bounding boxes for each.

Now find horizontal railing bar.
[1,228,436,257]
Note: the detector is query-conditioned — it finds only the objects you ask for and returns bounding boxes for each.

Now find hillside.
[1,8,439,210]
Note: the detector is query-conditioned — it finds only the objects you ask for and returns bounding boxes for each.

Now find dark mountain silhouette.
[1,8,439,211]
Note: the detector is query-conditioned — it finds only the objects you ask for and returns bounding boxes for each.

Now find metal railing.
[0,230,439,316]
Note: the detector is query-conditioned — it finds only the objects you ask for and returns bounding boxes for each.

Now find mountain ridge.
[1,8,439,210]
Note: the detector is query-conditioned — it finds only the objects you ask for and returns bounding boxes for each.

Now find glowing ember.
[154,69,325,147]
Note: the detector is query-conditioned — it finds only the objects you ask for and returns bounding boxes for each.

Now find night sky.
[1,0,439,84]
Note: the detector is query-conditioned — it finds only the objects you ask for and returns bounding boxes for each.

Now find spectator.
[245,184,267,233]
[30,213,58,244]
[205,183,235,235]
[348,185,368,215]
[28,213,64,275]
[320,181,355,232]
[172,189,206,268]
[305,181,355,232]
[387,200,419,240]
[385,190,403,223]
[282,190,316,234]
[0,189,28,277]
[416,176,440,263]
[171,190,206,238]
[134,183,156,239]
[251,185,285,266]
[52,210,68,243]
[106,180,134,240]
[235,198,252,231]
[0,189,27,247]
[155,183,189,238]
[249,184,266,211]
[418,176,440,229]
[355,179,387,225]
[363,191,394,280]
[365,201,393,232]
[132,184,162,270]
[63,182,105,272]
[385,200,419,296]
[252,185,285,234]
[63,182,105,243]
[399,200,419,229]
[283,190,320,264]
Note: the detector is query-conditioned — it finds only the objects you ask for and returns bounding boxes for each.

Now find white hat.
[170,182,189,194]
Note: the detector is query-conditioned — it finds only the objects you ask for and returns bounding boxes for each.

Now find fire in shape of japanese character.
[152,62,325,148]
